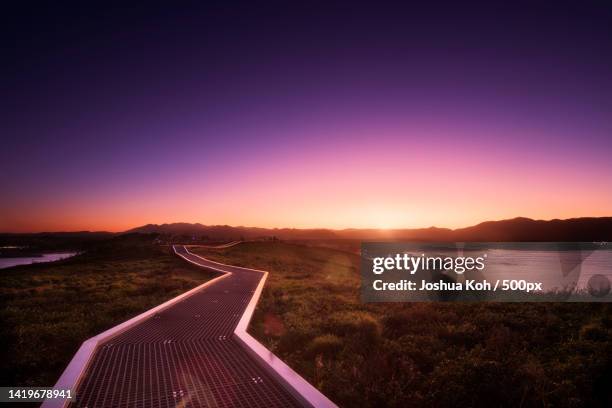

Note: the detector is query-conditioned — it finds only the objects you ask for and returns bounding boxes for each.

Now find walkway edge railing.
[179,246,338,408]
[43,243,338,408]
[42,249,231,408]
[233,265,338,408]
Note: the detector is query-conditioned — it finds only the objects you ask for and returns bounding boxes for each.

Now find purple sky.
[1,2,611,232]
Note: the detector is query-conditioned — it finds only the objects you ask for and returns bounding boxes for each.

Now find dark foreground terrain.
[193,242,612,408]
[0,235,214,387]
[1,237,609,407]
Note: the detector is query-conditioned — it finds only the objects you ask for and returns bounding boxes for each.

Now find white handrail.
[182,246,338,408]
[42,249,231,408]
[43,244,337,408]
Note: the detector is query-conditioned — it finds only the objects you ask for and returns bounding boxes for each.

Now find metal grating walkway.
[70,245,302,408]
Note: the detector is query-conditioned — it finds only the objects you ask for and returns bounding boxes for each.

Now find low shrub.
[307,334,343,358]
[328,310,382,345]
[580,321,608,341]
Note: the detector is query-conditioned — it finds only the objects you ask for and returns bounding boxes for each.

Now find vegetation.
[0,234,214,387]
[193,242,612,408]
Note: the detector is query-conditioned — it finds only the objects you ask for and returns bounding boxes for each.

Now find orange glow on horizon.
[2,130,611,233]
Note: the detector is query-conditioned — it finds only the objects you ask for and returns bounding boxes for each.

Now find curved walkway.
[44,245,336,408]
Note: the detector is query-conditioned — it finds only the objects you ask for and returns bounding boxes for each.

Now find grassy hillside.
[192,242,612,408]
[0,235,214,387]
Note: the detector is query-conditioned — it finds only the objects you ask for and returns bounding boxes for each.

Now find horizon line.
[2,215,611,235]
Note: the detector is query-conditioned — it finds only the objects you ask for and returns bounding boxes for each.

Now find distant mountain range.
[126,217,612,241]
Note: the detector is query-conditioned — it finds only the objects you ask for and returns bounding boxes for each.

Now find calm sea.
[0,252,77,269]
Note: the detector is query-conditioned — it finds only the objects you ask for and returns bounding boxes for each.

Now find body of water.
[395,243,612,291]
[480,248,612,291]
[364,242,612,301]
[0,252,77,269]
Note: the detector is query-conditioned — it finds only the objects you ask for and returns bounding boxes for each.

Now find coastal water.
[363,243,612,301]
[400,243,612,291]
[0,252,77,269]
[481,248,612,291]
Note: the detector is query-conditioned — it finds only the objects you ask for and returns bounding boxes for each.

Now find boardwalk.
[64,245,306,408]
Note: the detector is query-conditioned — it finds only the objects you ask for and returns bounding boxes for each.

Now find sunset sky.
[2,2,612,232]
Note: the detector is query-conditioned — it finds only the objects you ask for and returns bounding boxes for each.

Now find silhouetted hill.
[336,226,454,240]
[451,217,612,241]
[127,217,612,241]
[126,223,338,240]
